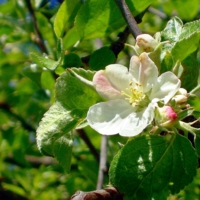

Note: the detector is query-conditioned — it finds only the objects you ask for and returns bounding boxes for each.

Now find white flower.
[87,53,181,137]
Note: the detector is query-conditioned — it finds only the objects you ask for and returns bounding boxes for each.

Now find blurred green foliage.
[0,0,200,199]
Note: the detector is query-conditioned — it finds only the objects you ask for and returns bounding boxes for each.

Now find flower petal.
[104,64,132,92]
[119,102,155,136]
[87,99,135,135]
[150,71,181,103]
[129,53,158,92]
[93,70,122,100]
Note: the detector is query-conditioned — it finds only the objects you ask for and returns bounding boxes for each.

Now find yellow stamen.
[121,82,147,107]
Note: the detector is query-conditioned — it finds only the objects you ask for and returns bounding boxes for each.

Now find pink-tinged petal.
[87,99,135,135]
[119,102,155,136]
[129,53,158,92]
[93,70,122,100]
[150,71,181,103]
[104,64,132,92]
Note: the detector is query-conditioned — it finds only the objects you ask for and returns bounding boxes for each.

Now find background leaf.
[54,0,82,38]
[30,52,61,71]
[161,0,199,21]
[89,47,116,70]
[109,134,198,200]
[75,0,155,40]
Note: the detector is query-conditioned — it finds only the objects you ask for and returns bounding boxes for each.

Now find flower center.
[121,82,149,109]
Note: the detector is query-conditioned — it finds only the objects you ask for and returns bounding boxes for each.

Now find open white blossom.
[87,53,181,137]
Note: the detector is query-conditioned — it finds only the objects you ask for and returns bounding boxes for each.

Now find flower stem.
[190,84,200,94]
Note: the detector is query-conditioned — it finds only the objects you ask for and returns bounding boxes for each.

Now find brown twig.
[148,6,168,19]
[70,187,123,200]
[114,0,142,38]
[77,129,100,163]
[25,0,48,53]
[96,135,108,190]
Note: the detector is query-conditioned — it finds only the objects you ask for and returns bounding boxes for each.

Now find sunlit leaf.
[36,68,101,171]
[109,134,198,200]
[75,0,155,40]
[30,53,61,71]
[54,0,82,38]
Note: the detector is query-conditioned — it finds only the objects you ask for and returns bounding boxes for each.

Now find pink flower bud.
[163,106,177,121]
[155,106,177,128]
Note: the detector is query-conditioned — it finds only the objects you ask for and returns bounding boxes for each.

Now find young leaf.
[37,68,101,171]
[54,0,82,38]
[75,0,155,40]
[30,52,61,71]
[62,26,80,50]
[161,17,183,43]
[160,51,174,73]
[171,32,200,62]
[36,102,77,172]
[178,19,200,40]
[109,134,198,200]
[89,47,116,70]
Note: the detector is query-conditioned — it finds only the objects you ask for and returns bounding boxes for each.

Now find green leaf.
[36,101,77,155]
[37,68,101,171]
[160,51,174,73]
[55,68,100,109]
[36,12,56,48]
[89,47,116,70]
[178,20,200,40]
[162,0,199,21]
[21,64,43,87]
[62,53,83,68]
[75,0,155,40]
[62,26,80,50]
[171,32,200,62]
[161,17,183,43]
[30,53,61,71]
[109,134,198,200]
[54,0,82,38]
[2,183,26,197]
[180,51,200,91]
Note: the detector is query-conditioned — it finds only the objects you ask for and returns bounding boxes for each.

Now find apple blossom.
[87,53,181,137]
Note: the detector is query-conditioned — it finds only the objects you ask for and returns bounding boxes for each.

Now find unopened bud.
[135,34,158,54]
[172,88,188,104]
[155,106,177,128]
